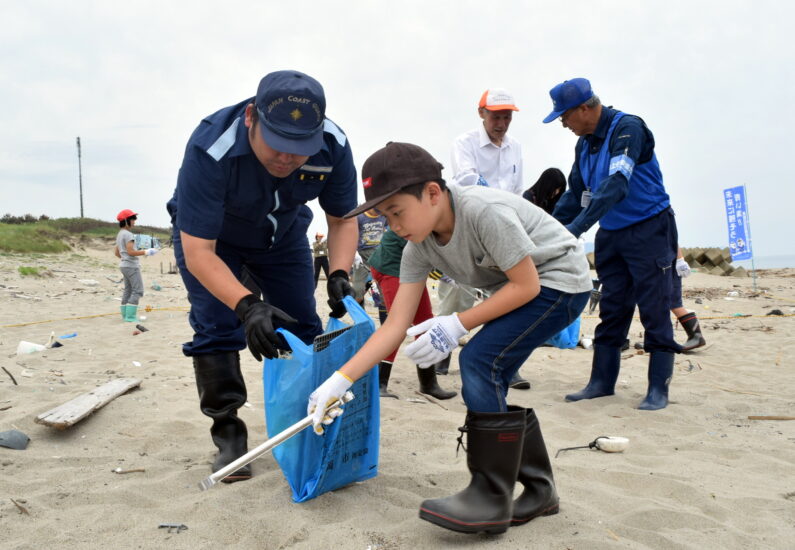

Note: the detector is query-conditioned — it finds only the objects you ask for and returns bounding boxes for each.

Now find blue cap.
[255,70,326,156]
[542,78,593,123]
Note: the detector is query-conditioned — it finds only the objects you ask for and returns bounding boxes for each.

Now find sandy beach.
[1,242,793,549]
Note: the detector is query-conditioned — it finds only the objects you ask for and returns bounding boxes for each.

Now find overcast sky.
[1,0,792,257]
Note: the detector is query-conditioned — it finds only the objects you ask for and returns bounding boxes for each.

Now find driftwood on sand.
[34,378,142,429]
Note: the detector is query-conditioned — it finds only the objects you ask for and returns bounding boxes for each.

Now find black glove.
[234,294,297,361]
[326,269,353,318]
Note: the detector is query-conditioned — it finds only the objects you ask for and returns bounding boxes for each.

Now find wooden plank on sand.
[35,378,142,430]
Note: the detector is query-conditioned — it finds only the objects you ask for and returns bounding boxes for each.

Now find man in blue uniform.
[543,78,679,411]
[167,70,359,481]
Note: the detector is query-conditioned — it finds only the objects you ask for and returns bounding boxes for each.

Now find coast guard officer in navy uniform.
[543,78,679,411]
[167,70,359,481]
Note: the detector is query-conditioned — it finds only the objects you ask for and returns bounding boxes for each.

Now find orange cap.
[478,89,519,111]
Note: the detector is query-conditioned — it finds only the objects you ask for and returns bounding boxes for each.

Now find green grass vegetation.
[0,224,71,253]
[0,217,170,253]
[18,266,47,276]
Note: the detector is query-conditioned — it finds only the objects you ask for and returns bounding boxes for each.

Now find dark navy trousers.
[593,208,680,353]
[173,221,323,357]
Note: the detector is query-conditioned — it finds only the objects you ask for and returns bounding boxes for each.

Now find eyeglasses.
[560,108,575,125]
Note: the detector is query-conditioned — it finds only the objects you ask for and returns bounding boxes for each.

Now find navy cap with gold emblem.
[255,70,326,156]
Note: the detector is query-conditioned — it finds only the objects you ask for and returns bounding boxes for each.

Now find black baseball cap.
[344,142,444,218]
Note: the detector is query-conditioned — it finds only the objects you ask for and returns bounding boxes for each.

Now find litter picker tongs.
[198,392,354,491]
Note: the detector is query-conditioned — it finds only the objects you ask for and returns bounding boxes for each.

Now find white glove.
[676,258,690,278]
[307,371,353,435]
[145,248,158,256]
[353,252,363,269]
[404,314,467,368]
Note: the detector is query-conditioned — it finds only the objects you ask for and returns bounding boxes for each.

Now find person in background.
[369,228,457,400]
[351,209,388,306]
[113,209,158,322]
[312,232,329,288]
[523,168,567,214]
[166,70,358,482]
[670,248,706,350]
[544,77,680,410]
[444,87,530,390]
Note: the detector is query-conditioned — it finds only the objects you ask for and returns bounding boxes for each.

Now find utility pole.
[76,136,84,218]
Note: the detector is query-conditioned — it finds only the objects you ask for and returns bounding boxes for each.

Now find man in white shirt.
[451,88,523,193]
[439,88,531,390]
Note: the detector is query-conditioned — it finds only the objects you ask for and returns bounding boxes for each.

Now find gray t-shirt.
[400,185,592,295]
[116,229,139,268]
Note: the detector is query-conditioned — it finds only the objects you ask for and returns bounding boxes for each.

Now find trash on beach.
[766,309,784,316]
[151,282,162,291]
[45,332,63,349]
[10,498,30,515]
[113,467,146,474]
[16,341,46,355]
[727,290,739,297]
[555,436,630,458]
[158,523,188,534]
[132,361,142,367]
[135,324,149,332]
[79,279,100,287]
[580,337,593,350]
[0,429,30,450]
[59,332,78,339]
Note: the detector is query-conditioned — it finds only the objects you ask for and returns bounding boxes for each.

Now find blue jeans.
[459,287,590,412]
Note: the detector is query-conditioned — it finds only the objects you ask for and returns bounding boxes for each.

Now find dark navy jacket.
[167,99,357,249]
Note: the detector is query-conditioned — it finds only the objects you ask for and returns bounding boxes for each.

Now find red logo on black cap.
[363,177,373,189]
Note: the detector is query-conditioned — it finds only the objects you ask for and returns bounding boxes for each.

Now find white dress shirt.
[450,124,524,195]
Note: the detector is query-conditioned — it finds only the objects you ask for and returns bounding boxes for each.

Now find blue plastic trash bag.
[545,316,581,349]
[263,296,379,502]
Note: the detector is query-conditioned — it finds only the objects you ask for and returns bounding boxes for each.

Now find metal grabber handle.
[198,391,354,491]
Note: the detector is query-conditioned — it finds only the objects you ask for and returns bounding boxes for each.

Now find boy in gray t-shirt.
[305,143,591,535]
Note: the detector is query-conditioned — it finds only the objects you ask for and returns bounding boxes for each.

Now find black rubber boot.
[435,354,451,375]
[379,361,399,399]
[509,371,531,390]
[193,352,251,482]
[678,312,706,351]
[565,345,621,402]
[638,351,674,411]
[419,407,526,534]
[417,365,457,400]
[511,409,559,526]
